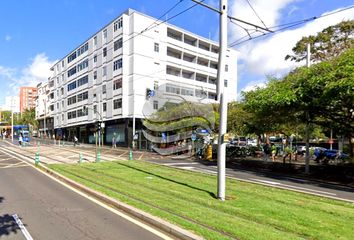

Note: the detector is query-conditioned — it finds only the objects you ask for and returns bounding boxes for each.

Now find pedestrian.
[263,142,270,162]
[112,133,116,148]
[271,143,277,162]
[19,134,23,147]
[74,136,78,147]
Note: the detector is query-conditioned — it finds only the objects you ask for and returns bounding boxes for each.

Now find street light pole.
[43,99,46,138]
[11,97,14,142]
[216,0,228,201]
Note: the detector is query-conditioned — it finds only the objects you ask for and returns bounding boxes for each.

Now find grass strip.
[49,161,354,240]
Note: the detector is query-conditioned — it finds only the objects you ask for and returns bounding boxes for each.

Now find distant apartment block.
[20,87,37,113]
[44,9,237,148]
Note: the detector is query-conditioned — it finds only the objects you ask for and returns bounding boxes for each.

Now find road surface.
[0,142,172,240]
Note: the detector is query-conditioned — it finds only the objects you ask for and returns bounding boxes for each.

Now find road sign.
[191,133,197,141]
[328,139,334,144]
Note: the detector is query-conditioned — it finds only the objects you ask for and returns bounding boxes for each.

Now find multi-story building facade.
[48,9,237,147]
[19,87,37,113]
[35,81,54,137]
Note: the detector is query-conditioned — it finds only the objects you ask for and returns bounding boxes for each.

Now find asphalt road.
[0,143,169,240]
[146,158,354,202]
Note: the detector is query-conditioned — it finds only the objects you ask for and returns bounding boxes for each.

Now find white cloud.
[241,79,267,92]
[230,2,354,76]
[5,35,12,42]
[0,53,57,102]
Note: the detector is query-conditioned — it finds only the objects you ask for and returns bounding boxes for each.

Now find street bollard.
[129,149,133,160]
[79,153,83,163]
[96,149,101,162]
[35,152,40,166]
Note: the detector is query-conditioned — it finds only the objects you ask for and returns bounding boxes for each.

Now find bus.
[13,125,30,142]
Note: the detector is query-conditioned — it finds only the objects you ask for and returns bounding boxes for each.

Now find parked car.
[314,148,349,164]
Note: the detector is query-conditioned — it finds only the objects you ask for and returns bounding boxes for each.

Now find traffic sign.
[328,139,334,144]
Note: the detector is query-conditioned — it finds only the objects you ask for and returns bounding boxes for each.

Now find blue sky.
[0,0,353,107]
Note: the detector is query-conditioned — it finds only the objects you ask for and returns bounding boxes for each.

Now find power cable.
[229,5,354,47]
[244,0,268,29]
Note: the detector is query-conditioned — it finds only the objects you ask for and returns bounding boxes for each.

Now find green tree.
[285,20,354,63]
[19,108,38,128]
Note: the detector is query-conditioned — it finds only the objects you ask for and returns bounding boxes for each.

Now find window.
[225,64,228,72]
[181,87,194,96]
[67,81,77,91]
[93,36,97,46]
[67,52,76,63]
[113,18,123,31]
[67,96,76,105]
[166,84,180,94]
[208,92,216,100]
[77,75,88,87]
[77,59,88,71]
[93,55,97,63]
[103,47,107,57]
[195,89,207,98]
[113,78,122,90]
[67,110,77,119]
[154,81,158,91]
[61,74,64,82]
[103,102,107,112]
[60,87,64,95]
[224,79,228,87]
[77,42,88,56]
[93,105,97,112]
[103,29,107,39]
[93,71,97,80]
[102,84,106,94]
[67,66,77,77]
[114,38,122,51]
[153,101,158,110]
[113,99,122,109]
[77,108,88,117]
[113,59,122,71]
[77,91,88,102]
[102,66,107,76]
[154,43,159,52]
[61,61,64,67]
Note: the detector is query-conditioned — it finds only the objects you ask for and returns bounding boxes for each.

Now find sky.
[0,0,353,107]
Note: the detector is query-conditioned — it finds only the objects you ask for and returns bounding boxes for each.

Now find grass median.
[49,160,354,240]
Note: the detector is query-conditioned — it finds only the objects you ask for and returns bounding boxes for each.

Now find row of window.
[67,91,89,105]
[67,98,122,120]
[67,42,89,64]
[67,75,88,92]
[165,84,217,99]
[67,59,89,77]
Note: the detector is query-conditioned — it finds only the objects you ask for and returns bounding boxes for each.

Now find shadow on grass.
[113,161,217,199]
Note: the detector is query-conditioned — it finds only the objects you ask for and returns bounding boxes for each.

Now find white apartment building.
[35,81,54,137]
[48,9,237,148]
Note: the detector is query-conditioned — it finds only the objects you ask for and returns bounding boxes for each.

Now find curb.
[38,164,203,240]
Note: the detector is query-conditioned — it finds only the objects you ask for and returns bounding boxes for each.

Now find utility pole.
[305,43,311,174]
[11,97,14,142]
[217,0,228,201]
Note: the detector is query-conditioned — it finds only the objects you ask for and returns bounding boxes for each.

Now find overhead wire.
[244,0,268,29]
[229,4,354,47]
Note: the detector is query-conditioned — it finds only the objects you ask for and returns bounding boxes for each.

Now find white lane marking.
[249,178,282,185]
[0,158,14,162]
[12,214,34,240]
[250,178,336,196]
[177,166,195,170]
[1,148,174,240]
[0,165,29,169]
[163,162,199,166]
[286,177,309,183]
